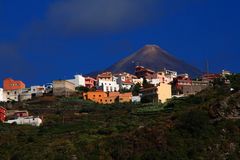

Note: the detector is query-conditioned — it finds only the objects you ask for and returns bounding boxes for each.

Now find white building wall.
[0,88,6,102]
[164,70,177,83]
[149,79,160,86]
[149,78,172,86]
[3,90,22,102]
[132,78,143,85]
[165,70,177,78]
[132,96,141,103]
[31,86,45,94]
[75,75,85,87]
[98,80,119,92]
[117,76,133,90]
[121,84,132,90]
[113,76,118,82]
[67,75,85,87]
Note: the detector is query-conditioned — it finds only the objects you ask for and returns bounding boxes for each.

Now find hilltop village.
[0,66,231,105]
[1,66,240,159]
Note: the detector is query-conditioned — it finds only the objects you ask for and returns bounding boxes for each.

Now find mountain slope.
[105,45,202,77]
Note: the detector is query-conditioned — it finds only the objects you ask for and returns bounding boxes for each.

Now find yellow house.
[140,83,172,103]
[157,83,172,103]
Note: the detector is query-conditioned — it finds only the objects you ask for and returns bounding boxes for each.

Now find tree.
[76,86,89,93]
[143,77,148,88]
[227,74,240,91]
[212,77,225,87]
[142,77,154,89]
[132,83,141,96]
[119,88,131,93]
[89,86,97,91]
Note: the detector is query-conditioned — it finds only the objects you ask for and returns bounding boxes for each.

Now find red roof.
[97,72,112,78]
[85,77,96,81]
[122,80,133,84]
[202,74,221,79]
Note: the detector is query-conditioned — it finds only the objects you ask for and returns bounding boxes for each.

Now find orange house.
[84,91,118,104]
[3,78,26,91]
[119,92,132,103]
[108,92,120,97]
[84,91,132,104]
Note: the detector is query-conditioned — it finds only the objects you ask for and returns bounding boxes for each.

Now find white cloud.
[46,0,161,34]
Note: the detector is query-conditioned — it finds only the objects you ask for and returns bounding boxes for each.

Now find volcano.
[105,45,202,77]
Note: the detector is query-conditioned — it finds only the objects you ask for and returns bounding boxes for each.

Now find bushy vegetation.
[75,86,89,93]
[134,104,164,115]
[132,82,141,96]
[227,74,240,91]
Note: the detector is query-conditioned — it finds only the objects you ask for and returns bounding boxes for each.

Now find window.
[99,95,101,97]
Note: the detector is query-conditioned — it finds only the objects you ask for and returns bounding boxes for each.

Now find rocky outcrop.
[209,92,240,120]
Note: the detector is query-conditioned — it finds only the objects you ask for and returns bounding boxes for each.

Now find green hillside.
[1,74,240,160]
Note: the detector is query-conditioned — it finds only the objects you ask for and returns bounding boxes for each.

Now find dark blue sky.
[0,0,239,86]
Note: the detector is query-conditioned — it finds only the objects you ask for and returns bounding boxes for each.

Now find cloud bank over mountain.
[46,0,157,33]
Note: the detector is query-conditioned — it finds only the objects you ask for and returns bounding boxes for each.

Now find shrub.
[140,149,162,160]
[176,109,214,138]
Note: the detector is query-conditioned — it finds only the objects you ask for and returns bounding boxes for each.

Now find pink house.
[146,71,172,84]
[85,77,96,88]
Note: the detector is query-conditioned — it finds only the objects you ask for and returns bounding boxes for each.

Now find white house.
[132,96,141,103]
[97,80,119,92]
[3,90,22,102]
[146,71,174,85]
[120,83,132,90]
[132,78,144,86]
[117,75,133,90]
[31,86,45,96]
[17,88,32,101]
[0,88,7,102]
[67,75,85,87]
[165,69,177,78]
[44,83,53,93]
[113,76,118,83]
[162,69,177,83]
[148,78,161,86]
